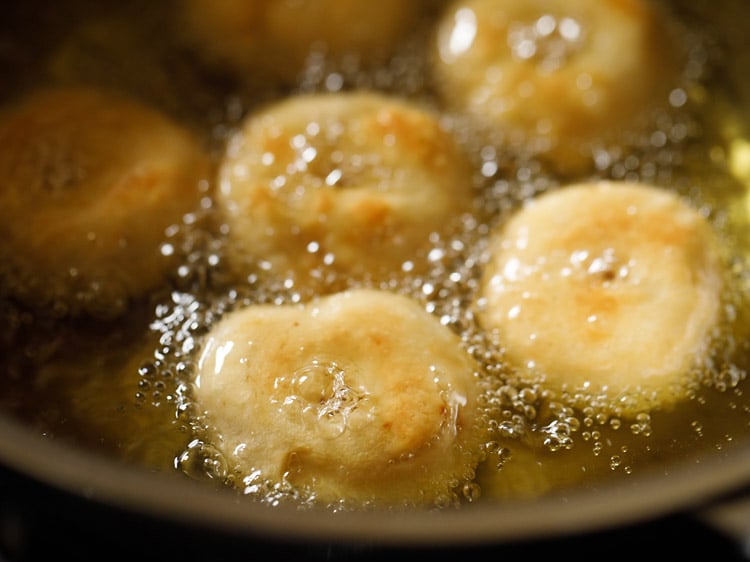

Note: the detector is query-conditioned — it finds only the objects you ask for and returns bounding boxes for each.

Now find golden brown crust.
[218,91,476,284]
[181,0,426,83]
[475,181,724,415]
[432,0,684,173]
[195,288,488,506]
[0,86,211,315]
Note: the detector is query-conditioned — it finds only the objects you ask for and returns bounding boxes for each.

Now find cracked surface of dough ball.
[195,288,489,507]
[475,181,724,415]
[218,91,476,284]
[0,86,211,317]
[181,0,425,84]
[432,0,683,173]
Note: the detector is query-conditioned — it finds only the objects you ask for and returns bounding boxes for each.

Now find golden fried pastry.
[0,86,211,317]
[194,288,488,507]
[474,181,724,416]
[181,0,425,84]
[431,0,684,173]
[217,90,476,284]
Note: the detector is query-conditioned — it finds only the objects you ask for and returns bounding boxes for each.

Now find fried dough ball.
[217,91,476,284]
[431,0,684,173]
[181,0,425,84]
[194,288,489,507]
[474,181,724,416]
[0,87,211,317]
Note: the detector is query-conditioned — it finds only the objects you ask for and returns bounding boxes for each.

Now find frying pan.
[1,0,749,559]
[1,413,750,559]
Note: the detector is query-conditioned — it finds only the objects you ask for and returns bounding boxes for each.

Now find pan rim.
[1,414,748,546]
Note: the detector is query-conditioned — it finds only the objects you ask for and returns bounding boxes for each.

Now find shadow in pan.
[0,464,747,562]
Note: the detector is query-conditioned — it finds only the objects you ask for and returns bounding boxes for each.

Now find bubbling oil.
[0,0,748,511]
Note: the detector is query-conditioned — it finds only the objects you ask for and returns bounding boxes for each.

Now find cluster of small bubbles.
[247,476,310,508]
[462,481,482,502]
[161,192,222,296]
[491,413,528,440]
[588,101,705,187]
[580,407,595,429]
[495,382,545,423]
[575,401,603,427]
[483,445,513,471]
[517,402,535,421]
[428,489,462,510]
[143,290,226,416]
[691,420,704,437]
[233,469,313,508]
[295,35,429,97]
[370,49,430,95]
[629,413,653,437]
[174,381,199,419]
[483,439,501,456]
[540,419,575,452]
[482,173,551,221]
[711,363,747,392]
[497,446,514,464]
[507,14,586,72]
[175,438,229,482]
[580,429,602,443]
[238,469,265,496]
[135,361,169,408]
[151,292,208,351]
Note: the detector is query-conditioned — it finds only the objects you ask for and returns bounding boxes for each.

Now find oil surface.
[0,0,749,509]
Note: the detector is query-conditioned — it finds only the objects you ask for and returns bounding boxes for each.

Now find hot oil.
[0,0,748,509]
